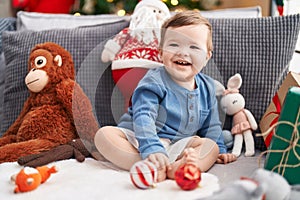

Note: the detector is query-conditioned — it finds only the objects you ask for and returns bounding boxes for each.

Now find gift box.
[259,72,300,147]
[264,87,300,185]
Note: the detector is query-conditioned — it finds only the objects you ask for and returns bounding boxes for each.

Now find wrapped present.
[259,72,300,147]
[263,87,300,185]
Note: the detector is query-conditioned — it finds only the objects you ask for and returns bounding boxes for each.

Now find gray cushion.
[203,14,300,150]
[75,44,125,128]
[0,53,6,135]
[1,20,129,136]
[0,17,16,136]
[0,17,16,54]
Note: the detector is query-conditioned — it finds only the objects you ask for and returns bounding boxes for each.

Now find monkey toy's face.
[25,49,62,93]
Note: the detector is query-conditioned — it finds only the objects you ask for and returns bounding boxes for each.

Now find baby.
[95,11,236,182]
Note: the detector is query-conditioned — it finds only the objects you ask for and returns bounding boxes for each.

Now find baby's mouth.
[174,60,191,66]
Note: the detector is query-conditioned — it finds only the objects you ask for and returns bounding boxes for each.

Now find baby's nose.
[177,47,189,56]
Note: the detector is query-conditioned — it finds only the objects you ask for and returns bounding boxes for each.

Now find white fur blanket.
[0,158,219,200]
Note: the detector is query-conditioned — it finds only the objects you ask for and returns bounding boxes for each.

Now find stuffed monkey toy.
[215,73,257,157]
[0,42,100,164]
[101,0,170,110]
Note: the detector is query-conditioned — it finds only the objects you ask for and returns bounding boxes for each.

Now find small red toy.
[175,163,201,190]
[13,165,57,193]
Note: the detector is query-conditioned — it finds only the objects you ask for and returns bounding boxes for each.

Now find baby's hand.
[147,152,170,170]
[147,153,169,182]
[216,153,237,164]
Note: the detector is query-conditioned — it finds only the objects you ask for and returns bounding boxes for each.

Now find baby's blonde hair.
[160,11,213,52]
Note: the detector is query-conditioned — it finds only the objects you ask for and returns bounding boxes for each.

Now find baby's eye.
[169,43,178,47]
[190,45,200,50]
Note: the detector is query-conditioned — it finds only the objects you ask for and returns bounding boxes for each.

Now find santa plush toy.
[101,0,170,110]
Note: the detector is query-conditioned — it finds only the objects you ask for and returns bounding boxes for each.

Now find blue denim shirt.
[118,67,227,159]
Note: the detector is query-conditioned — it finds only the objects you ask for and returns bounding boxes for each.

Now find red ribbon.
[264,93,281,147]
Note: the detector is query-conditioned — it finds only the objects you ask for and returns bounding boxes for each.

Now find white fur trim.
[104,39,121,55]
[111,59,163,70]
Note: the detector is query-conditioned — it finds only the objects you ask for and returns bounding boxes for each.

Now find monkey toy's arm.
[0,97,33,146]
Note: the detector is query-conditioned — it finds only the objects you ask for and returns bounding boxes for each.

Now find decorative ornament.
[275,0,284,16]
[101,0,170,110]
[174,163,201,190]
[129,160,157,189]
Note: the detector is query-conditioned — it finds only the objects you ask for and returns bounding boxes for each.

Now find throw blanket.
[0,159,219,200]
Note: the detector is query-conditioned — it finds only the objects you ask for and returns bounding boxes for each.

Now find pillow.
[0,17,16,53]
[74,44,125,127]
[202,14,300,150]
[16,11,130,31]
[0,17,16,135]
[0,53,6,134]
[200,6,262,18]
[1,19,129,136]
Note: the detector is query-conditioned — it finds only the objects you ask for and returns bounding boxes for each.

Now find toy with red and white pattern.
[129,160,158,189]
[101,0,170,110]
[175,163,202,190]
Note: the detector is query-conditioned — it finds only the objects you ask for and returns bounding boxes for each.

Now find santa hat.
[133,0,169,16]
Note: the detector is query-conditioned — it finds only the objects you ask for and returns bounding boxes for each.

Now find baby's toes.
[185,149,198,163]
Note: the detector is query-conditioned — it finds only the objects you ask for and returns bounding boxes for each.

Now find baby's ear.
[207,50,213,60]
[158,48,163,57]
[214,80,225,96]
[227,73,242,90]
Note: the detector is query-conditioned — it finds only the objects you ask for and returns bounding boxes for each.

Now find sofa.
[0,7,299,199]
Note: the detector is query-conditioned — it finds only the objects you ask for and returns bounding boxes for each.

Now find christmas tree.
[76,0,221,15]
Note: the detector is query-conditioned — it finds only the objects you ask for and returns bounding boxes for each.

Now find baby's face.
[161,24,211,83]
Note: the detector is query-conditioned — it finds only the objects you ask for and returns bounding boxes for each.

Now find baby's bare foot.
[183,148,199,166]
[167,148,200,179]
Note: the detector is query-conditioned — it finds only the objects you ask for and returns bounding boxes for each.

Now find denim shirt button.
[190,116,194,122]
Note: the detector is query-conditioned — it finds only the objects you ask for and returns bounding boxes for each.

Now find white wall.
[285,0,300,73]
